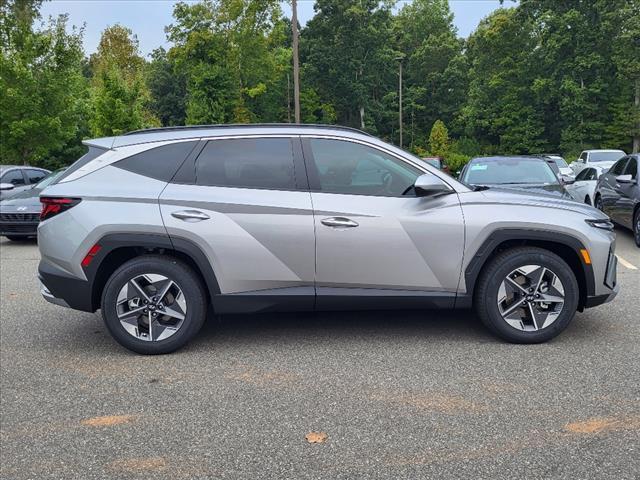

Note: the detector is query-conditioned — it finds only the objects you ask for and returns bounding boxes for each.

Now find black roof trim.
[123,124,372,137]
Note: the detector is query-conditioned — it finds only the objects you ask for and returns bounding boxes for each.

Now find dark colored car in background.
[0,168,66,241]
[458,156,572,199]
[0,165,50,201]
[594,154,639,246]
[422,157,450,174]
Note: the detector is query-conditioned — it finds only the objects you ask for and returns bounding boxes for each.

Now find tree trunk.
[634,78,639,153]
[360,106,365,130]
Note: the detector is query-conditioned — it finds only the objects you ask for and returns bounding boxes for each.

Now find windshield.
[552,157,568,168]
[590,152,625,162]
[35,168,66,189]
[462,158,559,186]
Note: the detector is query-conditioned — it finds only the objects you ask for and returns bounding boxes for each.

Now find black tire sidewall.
[634,209,640,248]
[101,256,206,354]
[476,248,579,343]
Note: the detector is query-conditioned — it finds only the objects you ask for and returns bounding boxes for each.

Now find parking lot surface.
[1,229,639,479]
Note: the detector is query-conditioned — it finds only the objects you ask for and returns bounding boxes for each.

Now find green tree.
[147,47,187,126]
[0,0,87,166]
[89,25,158,136]
[428,119,449,158]
[300,0,395,131]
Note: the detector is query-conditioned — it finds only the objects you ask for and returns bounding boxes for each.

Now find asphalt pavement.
[1,228,638,479]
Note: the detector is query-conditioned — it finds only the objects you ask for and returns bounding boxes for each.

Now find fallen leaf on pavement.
[305,431,328,443]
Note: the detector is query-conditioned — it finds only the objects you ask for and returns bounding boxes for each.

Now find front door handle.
[171,210,210,222]
[321,217,359,228]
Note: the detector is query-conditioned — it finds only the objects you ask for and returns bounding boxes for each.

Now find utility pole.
[292,0,301,123]
[395,55,405,148]
[398,60,403,148]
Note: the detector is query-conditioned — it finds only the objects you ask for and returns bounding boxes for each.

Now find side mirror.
[561,175,575,185]
[616,174,634,184]
[414,174,453,197]
[0,183,15,191]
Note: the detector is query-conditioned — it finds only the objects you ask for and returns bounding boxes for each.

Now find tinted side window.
[580,152,588,161]
[26,169,47,183]
[1,170,26,185]
[575,168,591,181]
[116,141,198,182]
[623,157,637,179]
[610,158,628,175]
[307,139,421,196]
[196,138,296,190]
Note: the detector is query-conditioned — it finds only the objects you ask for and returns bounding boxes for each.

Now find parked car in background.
[37,125,618,354]
[421,156,450,174]
[0,165,50,200]
[459,156,572,199]
[536,154,573,178]
[0,168,67,241]
[570,149,626,177]
[594,154,639,246]
[564,166,607,206]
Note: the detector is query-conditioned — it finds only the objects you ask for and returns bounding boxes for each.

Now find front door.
[302,137,465,309]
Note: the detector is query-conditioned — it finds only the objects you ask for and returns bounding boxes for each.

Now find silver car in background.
[37,125,618,354]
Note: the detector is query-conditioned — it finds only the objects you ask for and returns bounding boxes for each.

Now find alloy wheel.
[116,274,187,342]
[497,265,565,331]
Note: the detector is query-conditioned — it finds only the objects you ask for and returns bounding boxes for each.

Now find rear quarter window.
[53,146,107,184]
[114,141,199,182]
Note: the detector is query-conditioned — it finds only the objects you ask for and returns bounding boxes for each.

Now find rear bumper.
[38,260,94,312]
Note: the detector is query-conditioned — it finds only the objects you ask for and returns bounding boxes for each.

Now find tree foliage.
[2,0,639,170]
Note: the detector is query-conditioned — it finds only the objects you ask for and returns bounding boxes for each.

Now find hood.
[473,183,572,200]
[0,187,42,209]
[461,187,608,218]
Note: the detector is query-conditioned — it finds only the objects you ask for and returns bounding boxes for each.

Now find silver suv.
[38,125,619,354]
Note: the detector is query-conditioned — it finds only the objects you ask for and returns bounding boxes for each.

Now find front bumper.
[584,246,618,309]
[0,221,39,236]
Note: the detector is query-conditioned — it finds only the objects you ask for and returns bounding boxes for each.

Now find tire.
[474,247,579,343]
[634,209,640,248]
[595,195,603,212]
[101,255,207,354]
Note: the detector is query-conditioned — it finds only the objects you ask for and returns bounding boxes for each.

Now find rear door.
[159,136,315,306]
[600,157,629,221]
[302,137,465,309]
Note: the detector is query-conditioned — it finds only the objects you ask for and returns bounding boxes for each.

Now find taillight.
[40,197,81,221]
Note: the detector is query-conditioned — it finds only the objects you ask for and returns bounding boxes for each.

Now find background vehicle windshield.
[552,157,569,168]
[423,158,441,169]
[35,168,66,189]
[463,158,559,185]
[590,152,625,162]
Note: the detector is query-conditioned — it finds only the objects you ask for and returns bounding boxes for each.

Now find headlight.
[585,218,614,231]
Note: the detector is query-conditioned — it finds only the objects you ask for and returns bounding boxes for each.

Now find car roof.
[84,124,374,149]
[469,155,548,162]
[584,149,625,153]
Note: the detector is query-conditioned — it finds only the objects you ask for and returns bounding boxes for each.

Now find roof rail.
[123,123,372,137]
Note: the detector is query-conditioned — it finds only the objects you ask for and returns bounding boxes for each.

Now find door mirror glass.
[414,174,452,197]
[0,183,15,191]
[616,174,634,184]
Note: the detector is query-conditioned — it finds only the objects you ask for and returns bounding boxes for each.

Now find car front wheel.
[474,247,579,343]
[634,209,640,247]
[101,255,207,354]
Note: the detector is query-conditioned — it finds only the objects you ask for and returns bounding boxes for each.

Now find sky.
[40,0,509,57]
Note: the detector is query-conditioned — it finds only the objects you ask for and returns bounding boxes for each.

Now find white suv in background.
[570,149,626,176]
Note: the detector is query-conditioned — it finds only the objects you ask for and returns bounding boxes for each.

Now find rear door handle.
[321,217,359,228]
[171,210,210,222]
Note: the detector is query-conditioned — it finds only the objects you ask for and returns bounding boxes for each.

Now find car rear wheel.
[101,255,207,354]
[595,195,603,211]
[474,247,579,343]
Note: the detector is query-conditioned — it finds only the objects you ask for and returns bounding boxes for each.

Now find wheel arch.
[87,233,220,312]
[463,229,595,311]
